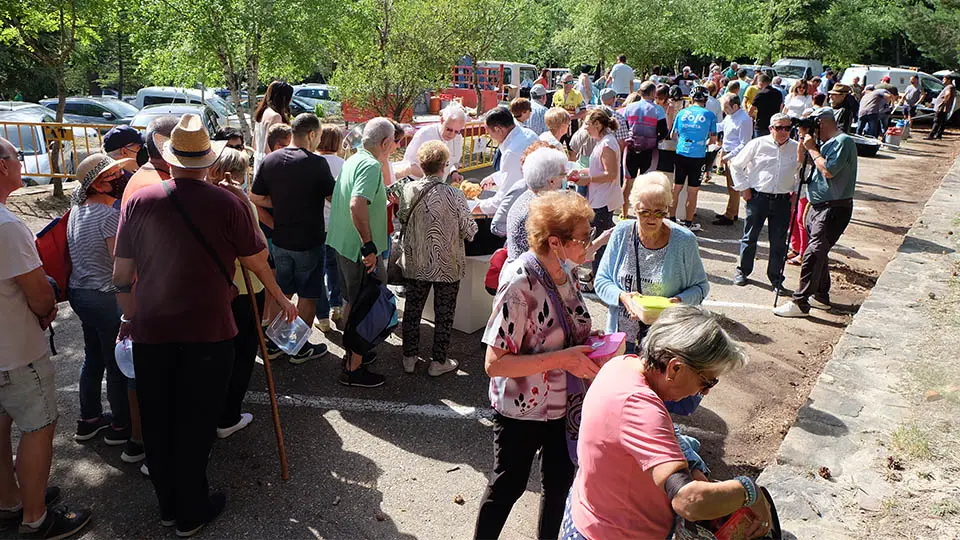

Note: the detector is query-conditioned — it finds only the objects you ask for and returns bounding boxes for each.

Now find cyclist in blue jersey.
[669,88,717,232]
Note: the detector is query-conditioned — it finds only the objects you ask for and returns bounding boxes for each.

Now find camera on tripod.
[791,115,820,132]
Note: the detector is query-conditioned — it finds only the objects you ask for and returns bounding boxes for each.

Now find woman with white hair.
[595,172,709,354]
[504,147,569,262]
[402,104,467,181]
[561,305,773,540]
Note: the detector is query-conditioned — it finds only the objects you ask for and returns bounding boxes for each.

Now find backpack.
[342,271,399,356]
[35,208,71,303]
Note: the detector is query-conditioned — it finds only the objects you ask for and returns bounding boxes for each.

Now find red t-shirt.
[571,355,686,539]
[116,178,265,344]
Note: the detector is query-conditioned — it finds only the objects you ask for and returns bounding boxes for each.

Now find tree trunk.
[473,62,484,115]
[50,76,65,198]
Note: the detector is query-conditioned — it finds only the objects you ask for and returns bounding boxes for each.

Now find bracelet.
[735,476,758,507]
[120,316,134,324]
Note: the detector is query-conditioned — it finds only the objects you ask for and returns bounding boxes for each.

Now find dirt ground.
[5,125,959,539]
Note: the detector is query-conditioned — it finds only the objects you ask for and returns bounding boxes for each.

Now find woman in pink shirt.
[562,305,773,540]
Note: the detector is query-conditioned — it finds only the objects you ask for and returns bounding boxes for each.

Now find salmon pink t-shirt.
[570,355,686,539]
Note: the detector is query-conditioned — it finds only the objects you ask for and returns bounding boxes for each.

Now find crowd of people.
[0,52,949,539]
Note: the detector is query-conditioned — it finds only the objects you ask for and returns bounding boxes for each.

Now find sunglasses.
[637,209,669,219]
[771,125,792,132]
[686,364,719,391]
[227,143,245,150]
[563,81,574,85]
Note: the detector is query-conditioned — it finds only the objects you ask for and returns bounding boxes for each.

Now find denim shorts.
[0,355,58,432]
[274,245,326,299]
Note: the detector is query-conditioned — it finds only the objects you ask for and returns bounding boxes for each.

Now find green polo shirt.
[807,133,858,204]
[326,149,388,260]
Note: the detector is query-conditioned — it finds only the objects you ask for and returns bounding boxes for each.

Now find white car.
[130,104,220,136]
[133,87,241,129]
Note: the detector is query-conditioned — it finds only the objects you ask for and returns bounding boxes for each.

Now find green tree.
[901,0,960,69]
[331,0,458,120]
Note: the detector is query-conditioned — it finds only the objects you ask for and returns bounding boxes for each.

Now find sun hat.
[152,114,227,169]
[828,84,852,95]
[71,153,134,206]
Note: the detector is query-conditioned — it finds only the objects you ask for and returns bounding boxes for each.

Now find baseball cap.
[810,108,835,122]
[103,125,144,153]
[599,88,617,101]
[530,84,547,98]
[881,76,891,83]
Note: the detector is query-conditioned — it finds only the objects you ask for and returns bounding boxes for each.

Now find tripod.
[773,137,817,308]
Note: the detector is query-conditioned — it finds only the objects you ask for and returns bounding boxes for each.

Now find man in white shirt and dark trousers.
[728,114,800,294]
[478,107,538,220]
[713,93,753,226]
[606,54,635,102]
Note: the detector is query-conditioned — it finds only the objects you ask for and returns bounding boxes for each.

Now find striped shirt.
[525,100,549,135]
[67,203,120,292]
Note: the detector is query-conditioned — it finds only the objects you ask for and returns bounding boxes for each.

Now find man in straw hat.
[0,137,92,539]
[112,114,297,536]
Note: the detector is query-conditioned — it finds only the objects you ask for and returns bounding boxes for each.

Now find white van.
[477,61,539,92]
[773,58,824,88]
[840,66,959,121]
[133,87,239,130]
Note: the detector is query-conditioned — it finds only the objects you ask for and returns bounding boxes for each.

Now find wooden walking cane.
[239,263,290,481]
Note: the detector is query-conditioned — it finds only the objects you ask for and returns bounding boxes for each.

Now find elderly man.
[477,106,538,221]
[927,76,955,140]
[327,118,400,387]
[775,109,858,317]
[713,94,753,226]
[0,137,92,538]
[729,114,799,292]
[597,88,629,150]
[403,105,467,181]
[113,115,296,534]
[722,62,739,79]
[525,84,549,135]
[552,73,585,122]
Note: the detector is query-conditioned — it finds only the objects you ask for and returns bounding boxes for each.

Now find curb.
[756,152,960,537]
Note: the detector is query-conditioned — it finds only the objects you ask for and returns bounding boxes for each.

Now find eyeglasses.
[637,209,669,219]
[566,226,595,248]
[771,125,792,132]
[444,126,463,136]
[227,143,245,150]
[685,364,719,391]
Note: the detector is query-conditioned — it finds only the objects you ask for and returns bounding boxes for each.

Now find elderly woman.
[504,147,569,262]
[783,79,813,119]
[596,172,708,353]
[204,148,267,438]
[541,107,571,152]
[398,140,478,376]
[474,191,604,540]
[68,154,138,455]
[561,306,773,540]
[572,108,622,280]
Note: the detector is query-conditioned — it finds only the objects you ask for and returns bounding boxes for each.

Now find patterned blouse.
[397,176,478,283]
[482,255,592,421]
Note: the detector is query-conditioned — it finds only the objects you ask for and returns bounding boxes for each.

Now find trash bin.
[884,126,902,150]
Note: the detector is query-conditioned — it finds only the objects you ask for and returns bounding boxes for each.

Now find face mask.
[555,243,578,275]
[136,145,148,167]
[106,172,129,200]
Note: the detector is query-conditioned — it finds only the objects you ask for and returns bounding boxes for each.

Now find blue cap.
[102,125,144,153]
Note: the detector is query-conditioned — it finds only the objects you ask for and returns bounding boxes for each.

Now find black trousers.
[134,340,234,530]
[220,290,265,429]
[474,414,574,540]
[402,279,460,363]
[793,202,853,309]
[930,111,949,139]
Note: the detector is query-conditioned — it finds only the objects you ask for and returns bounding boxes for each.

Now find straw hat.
[71,153,134,206]
[152,114,226,169]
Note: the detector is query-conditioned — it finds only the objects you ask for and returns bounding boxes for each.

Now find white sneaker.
[685,222,703,232]
[809,297,831,310]
[315,318,331,332]
[773,301,809,318]
[428,359,459,377]
[140,464,149,477]
[216,413,253,439]
[402,355,419,374]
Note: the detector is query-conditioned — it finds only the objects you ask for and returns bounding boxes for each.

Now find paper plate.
[631,295,675,310]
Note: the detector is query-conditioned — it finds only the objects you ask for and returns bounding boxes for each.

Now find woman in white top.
[252,81,293,177]
[572,108,621,280]
[540,107,571,154]
[782,79,813,118]
[315,124,345,325]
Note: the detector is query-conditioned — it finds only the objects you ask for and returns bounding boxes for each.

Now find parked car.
[129,104,219,136]
[839,65,959,121]
[0,109,78,186]
[133,87,241,129]
[738,65,778,81]
[0,101,48,113]
[39,96,138,126]
[289,96,320,116]
[291,84,341,116]
[773,58,824,88]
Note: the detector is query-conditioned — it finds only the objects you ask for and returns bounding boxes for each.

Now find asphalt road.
[6,131,957,540]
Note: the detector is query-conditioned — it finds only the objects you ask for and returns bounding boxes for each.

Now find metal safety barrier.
[0,120,143,186]
[343,121,496,172]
